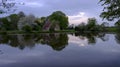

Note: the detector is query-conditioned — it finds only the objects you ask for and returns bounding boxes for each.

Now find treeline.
[0,11,120,33]
[0,12,38,31]
[69,18,120,32]
[1,32,120,51]
[0,11,69,32]
[0,33,68,51]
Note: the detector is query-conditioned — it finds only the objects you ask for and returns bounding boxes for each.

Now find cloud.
[25,2,44,7]
[68,35,88,47]
[1,0,105,25]
[16,0,102,16]
[68,12,88,25]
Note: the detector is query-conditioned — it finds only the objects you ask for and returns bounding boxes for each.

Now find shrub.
[22,25,32,32]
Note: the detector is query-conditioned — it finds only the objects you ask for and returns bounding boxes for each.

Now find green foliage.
[35,17,46,27]
[9,14,19,30]
[115,20,120,26]
[75,18,107,32]
[0,14,20,31]
[33,25,42,31]
[22,25,32,32]
[35,17,46,31]
[99,0,120,21]
[40,17,46,23]
[51,34,68,51]
[87,18,97,25]
[9,14,19,22]
[75,23,86,31]
[115,20,120,31]
[86,18,98,31]
[0,18,10,30]
[48,11,69,30]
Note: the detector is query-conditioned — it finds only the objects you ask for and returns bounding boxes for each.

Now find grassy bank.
[105,27,117,32]
[0,30,76,34]
[0,27,118,34]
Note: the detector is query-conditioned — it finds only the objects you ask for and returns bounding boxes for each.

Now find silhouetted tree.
[99,0,120,22]
[0,0,24,14]
[0,0,16,14]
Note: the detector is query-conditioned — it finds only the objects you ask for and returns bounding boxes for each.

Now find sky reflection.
[0,34,120,67]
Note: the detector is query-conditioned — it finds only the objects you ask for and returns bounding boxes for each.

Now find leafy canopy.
[99,0,120,22]
[0,0,24,14]
[48,11,69,30]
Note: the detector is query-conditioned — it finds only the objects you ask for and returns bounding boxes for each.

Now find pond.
[0,33,120,67]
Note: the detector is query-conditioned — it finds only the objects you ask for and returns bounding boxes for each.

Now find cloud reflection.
[68,35,88,47]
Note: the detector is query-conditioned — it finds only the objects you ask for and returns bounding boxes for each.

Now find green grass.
[0,30,76,34]
[105,27,117,32]
[0,27,119,34]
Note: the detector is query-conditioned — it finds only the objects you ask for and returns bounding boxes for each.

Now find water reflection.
[0,33,68,51]
[0,33,120,67]
[74,32,109,45]
[0,32,120,51]
[0,50,3,55]
[115,33,120,44]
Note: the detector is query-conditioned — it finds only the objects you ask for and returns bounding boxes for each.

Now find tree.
[34,17,47,31]
[8,14,19,30]
[48,11,69,30]
[18,11,26,18]
[0,13,22,30]
[115,20,120,26]
[35,17,46,27]
[0,17,10,30]
[0,0,16,14]
[87,18,97,26]
[99,0,120,22]
[0,0,24,14]
[18,14,36,30]
[101,22,109,27]
[75,23,86,31]
[86,18,98,31]
[68,24,75,30]
[115,33,120,44]
[100,22,109,31]
[22,25,32,32]
[115,20,120,31]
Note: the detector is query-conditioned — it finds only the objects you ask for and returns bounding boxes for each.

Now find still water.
[0,33,120,67]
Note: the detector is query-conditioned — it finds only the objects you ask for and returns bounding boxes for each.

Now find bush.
[33,25,42,31]
[22,25,32,32]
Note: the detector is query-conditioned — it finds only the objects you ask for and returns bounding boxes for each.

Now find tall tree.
[48,11,69,30]
[86,18,98,31]
[18,14,36,30]
[8,14,19,30]
[99,0,120,22]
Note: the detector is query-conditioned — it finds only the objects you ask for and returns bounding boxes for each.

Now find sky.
[2,0,115,25]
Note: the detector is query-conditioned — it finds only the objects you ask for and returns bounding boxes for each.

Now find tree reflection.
[115,33,120,44]
[75,32,97,45]
[37,33,68,51]
[74,32,109,45]
[0,50,3,55]
[98,33,109,41]
[0,33,68,51]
